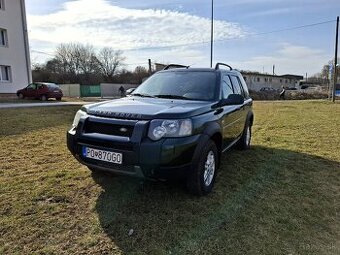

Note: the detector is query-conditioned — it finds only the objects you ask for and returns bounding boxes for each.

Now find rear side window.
[238,75,250,98]
[230,76,244,97]
[47,84,60,91]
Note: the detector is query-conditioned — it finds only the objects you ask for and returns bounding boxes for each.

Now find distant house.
[0,0,32,94]
[241,72,303,91]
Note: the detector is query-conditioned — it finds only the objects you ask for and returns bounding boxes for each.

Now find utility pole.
[148,59,152,74]
[332,16,339,102]
[210,0,214,68]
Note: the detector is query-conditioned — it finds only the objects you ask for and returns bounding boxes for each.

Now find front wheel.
[186,140,218,196]
[56,97,62,101]
[18,93,24,99]
[40,95,47,101]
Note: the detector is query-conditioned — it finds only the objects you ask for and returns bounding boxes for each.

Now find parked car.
[16,82,63,101]
[67,63,254,195]
[259,87,277,92]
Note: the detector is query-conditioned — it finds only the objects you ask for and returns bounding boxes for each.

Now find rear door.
[229,75,248,137]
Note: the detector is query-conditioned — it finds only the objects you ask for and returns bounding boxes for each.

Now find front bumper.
[67,116,203,180]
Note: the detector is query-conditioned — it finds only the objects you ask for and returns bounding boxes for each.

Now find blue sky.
[26,0,340,76]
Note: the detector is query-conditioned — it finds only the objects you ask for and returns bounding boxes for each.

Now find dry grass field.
[0,100,339,254]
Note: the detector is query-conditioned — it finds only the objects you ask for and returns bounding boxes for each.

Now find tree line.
[310,58,340,84]
[32,43,150,85]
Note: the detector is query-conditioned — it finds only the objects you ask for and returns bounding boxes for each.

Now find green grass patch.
[0,101,339,254]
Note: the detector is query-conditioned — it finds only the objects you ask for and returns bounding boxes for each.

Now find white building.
[0,0,31,94]
[241,72,303,91]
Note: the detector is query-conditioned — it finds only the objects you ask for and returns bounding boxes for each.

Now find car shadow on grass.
[92,146,339,254]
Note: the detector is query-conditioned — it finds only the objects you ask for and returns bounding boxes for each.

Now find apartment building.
[0,0,31,94]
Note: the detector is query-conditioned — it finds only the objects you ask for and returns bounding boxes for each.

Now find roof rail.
[163,64,188,70]
[215,63,232,70]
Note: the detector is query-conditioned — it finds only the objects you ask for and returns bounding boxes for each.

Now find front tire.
[56,97,62,101]
[18,93,24,99]
[40,95,47,101]
[186,140,218,196]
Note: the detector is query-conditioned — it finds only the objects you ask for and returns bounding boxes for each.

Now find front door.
[229,75,248,137]
[25,83,37,98]
[221,75,240,148]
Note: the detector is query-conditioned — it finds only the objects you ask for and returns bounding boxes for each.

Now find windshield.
[132,71,217,101]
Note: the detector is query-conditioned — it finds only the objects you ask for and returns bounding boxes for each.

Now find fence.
[59,84,80,97]
[58,83,140,98]
[80,85,101,97]
[100,83,138,98]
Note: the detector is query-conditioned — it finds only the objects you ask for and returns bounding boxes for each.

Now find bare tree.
[97,48,126,81]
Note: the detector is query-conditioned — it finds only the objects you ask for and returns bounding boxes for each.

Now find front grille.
[84,121,134,137]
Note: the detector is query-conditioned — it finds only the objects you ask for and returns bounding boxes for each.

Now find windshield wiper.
[131,93,155,98]
[154,94,191,100]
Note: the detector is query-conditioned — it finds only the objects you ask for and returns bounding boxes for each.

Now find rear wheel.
[186,140,218,196]
[236,121,252,150]
[40,95,47,101]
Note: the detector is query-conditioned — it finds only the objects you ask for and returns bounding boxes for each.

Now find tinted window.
[27,83,37,90]
[230,76,243,96]
[46,84,60,90]
[133,71,217,101]
[221,75,234,99]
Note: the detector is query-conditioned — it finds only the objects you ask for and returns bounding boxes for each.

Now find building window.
[0,0,4,10]
[264,78,268,82]
[244,77,247,81]
[269,78,272,82]
[280,79,282,83]
[257,77,260,82]
[0,66,11,82]
[0,28,8,47]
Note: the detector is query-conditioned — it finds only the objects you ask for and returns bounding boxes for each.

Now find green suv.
[67,63,254,195]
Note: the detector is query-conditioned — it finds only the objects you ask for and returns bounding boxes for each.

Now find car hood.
[85,97,215,120]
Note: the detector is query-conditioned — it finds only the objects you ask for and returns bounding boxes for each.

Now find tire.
[236,120,252,150]
[18,93,24,99]
[40,95,47,101]
[56,97,62,101]
[186,139,218,196]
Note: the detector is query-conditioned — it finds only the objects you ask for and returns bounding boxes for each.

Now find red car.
[16,82,63,101]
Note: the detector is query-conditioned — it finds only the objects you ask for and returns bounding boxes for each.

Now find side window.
[27,83,37,90]
[221,75,234,99]
[230,76,243,96]
[237,76,250,98]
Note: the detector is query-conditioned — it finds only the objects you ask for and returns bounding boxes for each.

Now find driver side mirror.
[219,94,244,106]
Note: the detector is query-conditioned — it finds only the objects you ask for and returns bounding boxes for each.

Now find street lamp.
[210,0,214,68]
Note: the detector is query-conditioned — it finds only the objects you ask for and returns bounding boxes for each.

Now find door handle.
[215,108,223,115]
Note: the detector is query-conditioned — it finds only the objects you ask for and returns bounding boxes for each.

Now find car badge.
[120,127,128,133]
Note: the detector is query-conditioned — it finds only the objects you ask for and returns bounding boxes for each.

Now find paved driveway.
[0,102,94,109]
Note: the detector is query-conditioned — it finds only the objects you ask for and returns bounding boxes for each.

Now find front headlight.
[71,110,88,129]
[148,119,193,140]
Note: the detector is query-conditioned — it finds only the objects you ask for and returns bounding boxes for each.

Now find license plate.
[82,147,123,164]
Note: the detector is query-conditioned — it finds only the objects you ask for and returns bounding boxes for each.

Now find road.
[0,102,94,109]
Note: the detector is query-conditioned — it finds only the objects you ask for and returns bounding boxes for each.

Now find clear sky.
[26,0,340,76]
